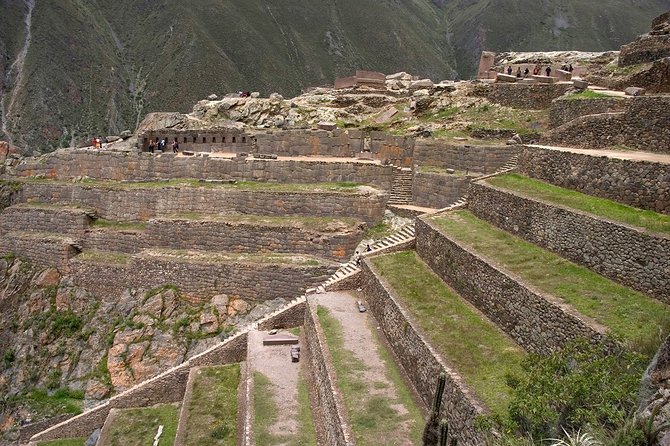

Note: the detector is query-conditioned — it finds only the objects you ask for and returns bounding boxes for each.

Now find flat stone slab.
[531,75,557,84]
[263,334,299,346]
[496,73,518,83]
[625,87,646,96]
[573,79,589,90]
[317,121,337,131]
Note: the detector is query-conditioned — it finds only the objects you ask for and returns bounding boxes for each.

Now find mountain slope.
[0,0,668,152]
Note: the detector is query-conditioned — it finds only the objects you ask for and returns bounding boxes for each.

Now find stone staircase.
[387,167,413,205]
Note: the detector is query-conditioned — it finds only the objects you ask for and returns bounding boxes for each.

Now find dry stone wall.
[147,218,363,261]
[303,298,354,446]
[30,333,248,443]
[412,142,520,173]
[17,183,387,224]
[360,260,487,445]
[412,172,476,209]
[469,181,670,302]
[549,97,630,128]
[470,83,573,109]
[0,233,78,271]
[14,150,394,190]
[0,205,92,236]
[415,216,609,354]
[517,147,670,215]
[69,255,337,303]
[619,34,670,66]
[548,96,670,152]
[82,228,149,254]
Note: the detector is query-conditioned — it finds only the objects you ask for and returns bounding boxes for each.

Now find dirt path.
[247,329,301,441]
[528,144,670,164]
[314,291,421,445]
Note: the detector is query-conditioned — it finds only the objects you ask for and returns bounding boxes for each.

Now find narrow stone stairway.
[387,167,413,205]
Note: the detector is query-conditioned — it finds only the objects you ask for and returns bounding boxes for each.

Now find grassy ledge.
[37,439,86,446]
[316,305,424,445]
[430,210,670,356]
[20,177,366,194]
[563,90,615,100]
[90,219,148,231]
[371,251,525,416]
[105,404,179,446]
[253,371,317,446]
[182,364,240,446]
[486,173,670,236]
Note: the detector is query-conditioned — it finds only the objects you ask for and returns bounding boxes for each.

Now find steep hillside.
[0,0,668,153]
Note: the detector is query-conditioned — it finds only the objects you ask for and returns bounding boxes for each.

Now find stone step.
[174,364,242,446]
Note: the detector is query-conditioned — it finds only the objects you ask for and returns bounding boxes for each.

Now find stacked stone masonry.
[415,216,608,354]
[412,172,478,209]
[0,204,92,236]
[361,260,486,445]
[0,232,79,271]
[138,128,415,167]
[517,147,670,215]
[14,150,394,190]
[548,96,670,152]
[303,298,354,445]
[17,183,387,224]
[549,97,630,128]
[619,34,670,67]
[412,142,520,174]
[470,83,574,109]
[468,181,670,302]
[30,333,248,442]
[69,253,337,303]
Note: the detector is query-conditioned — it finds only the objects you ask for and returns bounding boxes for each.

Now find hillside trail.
[527,144,670,164]
[313,291,417,445]
[1,0,36,146]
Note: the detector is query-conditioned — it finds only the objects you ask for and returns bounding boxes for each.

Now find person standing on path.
[546,66,552,77]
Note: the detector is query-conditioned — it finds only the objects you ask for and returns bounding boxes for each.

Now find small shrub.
[3,349,15,365]
[210,423,231,439]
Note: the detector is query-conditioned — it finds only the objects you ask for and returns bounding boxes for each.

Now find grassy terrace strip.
[563,90,615,100]
[371,251,525,415]
[486,173,670,236]
[137,249,328,266]
[76,250,131,265]
[316,306,424,445]
[104,404,178,446]
[431,211,670,354]
[90,219,148,231]
[163,213,361,230]
[37,440,86,446]
[253,371,317,446]
[20,177,366,193]
[181,364,240,446]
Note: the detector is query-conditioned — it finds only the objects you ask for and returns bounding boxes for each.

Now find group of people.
[147,137,179,153]
[92,137,105,149]
[506,63,574,78]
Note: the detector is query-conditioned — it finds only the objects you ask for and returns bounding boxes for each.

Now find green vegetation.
[76,250,131,265]
[418,165,472,176]
[492,341,649,445]
[371,251,525,415]
[166,213,360,231]
[91,219,147,231]
[9,388,84,419]
[106,404,178,446]
[563,90,613,100]
[21,177,365,193]
[253,371,317,446]
[182,364,240,446]
[431,211,670,355]
[139,249,328,266]
[486,173,670,236]
[317,305,424,445]
[365,221,393,239]
[37,439,86,446]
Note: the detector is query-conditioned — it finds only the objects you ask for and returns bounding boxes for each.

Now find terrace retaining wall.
[415,216,609,354]
[469,181,670,302]
[517,147,670,215]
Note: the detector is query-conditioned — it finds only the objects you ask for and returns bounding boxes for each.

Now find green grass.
[431,211,670,356]
[91,219,148,231]
[182,364,240,446]
[10,388,84,419]
[252,371,317,446]
[364,221,393,239]
[37,439,86,446]
[106,404,178,446]
[486,173,670,236]
[165,213,361,231]
[370,251,525,415]
[137,249,329,266]
[564,90,616,100]
[316,305,424,445]
[21,177,366,194]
